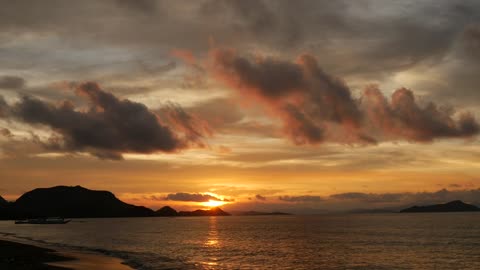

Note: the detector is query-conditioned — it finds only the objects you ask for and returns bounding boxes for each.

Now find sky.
[1,0,480,213]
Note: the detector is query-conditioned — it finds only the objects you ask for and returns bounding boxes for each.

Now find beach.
[0,239,133,270]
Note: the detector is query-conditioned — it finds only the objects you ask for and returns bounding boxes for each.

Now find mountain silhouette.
[11,186,155,219]
[178,207,230,216]
[0,186,234,220]
[0,196,7,206]
[0,196,13,219]
[156,206,178,216]
[400,200,480,213]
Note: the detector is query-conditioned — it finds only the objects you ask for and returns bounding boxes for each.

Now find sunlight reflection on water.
[1,214,480,269]
[204,217,219,248]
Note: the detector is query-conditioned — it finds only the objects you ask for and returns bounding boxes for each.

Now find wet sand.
[47,251,133,270]
[0,239,133,270]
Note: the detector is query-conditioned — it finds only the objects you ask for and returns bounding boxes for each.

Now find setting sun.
[202,200,226,208]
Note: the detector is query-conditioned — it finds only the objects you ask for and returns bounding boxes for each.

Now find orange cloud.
[170,49,197,65]
[209,48,479,144]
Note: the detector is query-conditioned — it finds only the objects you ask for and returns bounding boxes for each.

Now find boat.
[15,217,71,224]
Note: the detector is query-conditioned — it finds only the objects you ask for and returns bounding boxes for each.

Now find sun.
[202,200,226,208]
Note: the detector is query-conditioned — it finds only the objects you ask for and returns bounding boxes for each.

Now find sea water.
[1,213,479,269]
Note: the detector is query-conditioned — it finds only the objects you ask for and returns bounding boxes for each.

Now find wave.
[0,231,201,270]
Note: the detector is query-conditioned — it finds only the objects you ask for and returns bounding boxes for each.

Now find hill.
[400,200,480,213]
[11,185,155,219]
[0,186,234,220]
[0,196,7,206]
[0,196,13,220]
[178,207,230,216]
[156,206,178,216]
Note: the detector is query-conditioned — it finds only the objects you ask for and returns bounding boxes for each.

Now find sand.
[47,251,133,270]
[0,239,134,270]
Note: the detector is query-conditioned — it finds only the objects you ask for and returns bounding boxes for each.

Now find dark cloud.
[278,195,324,202]
[212,49,363,144]
[255,194,267,201]
[362,86,479,141]
[115,0,158,15]
[143,195,165,201]
[0,1,479,111]
[330,192,406,203]
[421,23,480,106]
[0,75,25,89]
[0,96,8,117]
[137,60,176,75]
[0,128,12,137]
[199,0,307,49]
[198,0,480,79]
[462,24,480,57]
[211,49,480,144]
[165,192,225,202]
[0,82,211,159]
[1,1,477,70]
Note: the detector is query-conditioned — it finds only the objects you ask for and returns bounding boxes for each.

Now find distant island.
[6,186,479,218]
[12,185,154,218]
[0,186,234,220]
[400,200,480,213]
[156,206,230,217]
[178,207,231,216]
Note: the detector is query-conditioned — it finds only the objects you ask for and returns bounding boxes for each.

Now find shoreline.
[0,238,134,270]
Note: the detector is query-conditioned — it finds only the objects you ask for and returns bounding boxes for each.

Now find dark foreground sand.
[0,239,133,270]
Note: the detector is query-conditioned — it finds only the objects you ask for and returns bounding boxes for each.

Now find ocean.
[1,213,480,269]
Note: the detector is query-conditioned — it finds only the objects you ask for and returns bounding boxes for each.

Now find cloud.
[211,49,479,144]
[278,195,323,202]
[0,131,47,158]
[0,96,8,117]
[0,1,479,112]
[187,98,243,127]
[0,75,25,89]
[201,0,280,42]
[361,86,479,141]
[157,102,212,147]
[330,189,480,205]
[462,24,480,57]
[0,128,12,137]
[211,49,362,144]
[171,49,198,66]
[1,1,476,77]
[0,82,210,159]
[115,0,158,15]
[255,194,267,201]
[165,192,225,202]
[143,195,165,201]
[330,192,406,203]
[420,23,480,107]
